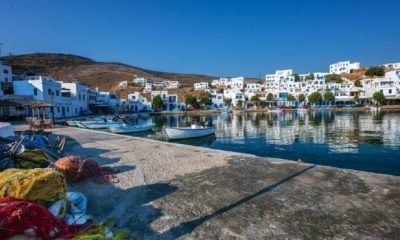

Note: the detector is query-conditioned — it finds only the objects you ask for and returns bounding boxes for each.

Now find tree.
[185,94,199,109]
[323,91,335,103]
[298,94,306,103]
[325,74,343,83]
[199,91,212,106]
[308,92,322,105]
[287,94,296,101]
[250,95,260,107]
[366,67,385,77]
[373,91,385,105]
[353,95,360,104]
[354,79,362,87]
[151,95,163,112]
[306,73,315,80]
[236,100,243,109]
[293,73,300,82]
[267,93,274,101]
[224,98,232,107]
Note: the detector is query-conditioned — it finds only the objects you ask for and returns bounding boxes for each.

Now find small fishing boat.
[109,124,155,133]
[164,124,216,140]
[66,120,80,127]
[79,121,123,129]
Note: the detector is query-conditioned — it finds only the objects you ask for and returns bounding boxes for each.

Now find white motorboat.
[164,125,216,140]
[79,121,123,129]
[109,124,155,133]
[66,120,80,127]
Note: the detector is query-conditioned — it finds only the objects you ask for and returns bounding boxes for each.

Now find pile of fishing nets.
[54,156,116,184]
[0,168,66,205]
[0,197,80,239]
[13,148,52,169]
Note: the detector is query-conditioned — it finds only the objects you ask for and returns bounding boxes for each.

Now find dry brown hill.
[1,53,218,91]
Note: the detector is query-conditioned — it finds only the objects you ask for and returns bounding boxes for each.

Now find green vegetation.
[325,74,344,83]
[298,94,306,103]
[366,66,385,77]
[323,91,335,103]
[199,91,212,106]
[373,91,385,105]
[293,73,300,82]
[287,94,296,101]
[305,73,315,80]
[353,95,360,104]
[354,79,362,87]
[185,94,200,109]
[151,95,163,112]
[236,100,243,108]
[266,93,274,101]
[250,95,260,102]
[224,98,232,107]
[308,92,322,104]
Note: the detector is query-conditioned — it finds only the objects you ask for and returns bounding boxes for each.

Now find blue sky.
[1,0,399,77]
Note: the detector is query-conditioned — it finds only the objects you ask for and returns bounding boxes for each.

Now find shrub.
[308,92,322,104]
[366,67,385,77]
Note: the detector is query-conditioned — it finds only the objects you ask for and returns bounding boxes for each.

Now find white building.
[194,82,209,90]
[223,89,245,107]
[118,80,128,88]
[211,77,244,90]
[151,90,182,111]
[329,61,361,74]
[0,62,12,96]
[230,77,244,90]
[98,92,120,109]
[133,77,147,86]
[127,92,147,112]
[144,83,153,92]
[383,62,400,70]
[210,90,224,109]
[165,81,180,89]
[361,70,400,99]
[13,76,77,118]
[58,82,89,115]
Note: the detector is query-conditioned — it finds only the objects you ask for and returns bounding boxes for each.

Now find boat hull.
[165,127,216,140]
[80,121,123,129]
[109,124,155,133]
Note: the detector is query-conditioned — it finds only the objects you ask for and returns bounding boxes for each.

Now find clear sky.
[1,0,399,77]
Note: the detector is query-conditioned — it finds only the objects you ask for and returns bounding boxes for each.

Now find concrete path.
[49,126,400,239]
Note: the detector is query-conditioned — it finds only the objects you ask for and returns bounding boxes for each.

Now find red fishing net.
[0,197,80,239]
[54,156,116,184]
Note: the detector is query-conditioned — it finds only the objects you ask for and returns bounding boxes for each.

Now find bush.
[151,95,163,111]
[199,91,212,106]
[325,74,343,83]
[308,92,322,104]
[373,91,385,105]
[366,67,385,77]
[354,80,362,87]
[185,94,199,109]
[266,93,274,101]
[287,94,296,101]
[323,91,335,102]
[298,94,305,102]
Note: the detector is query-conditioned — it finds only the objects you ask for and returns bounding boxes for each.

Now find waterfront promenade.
[30,126,400,239]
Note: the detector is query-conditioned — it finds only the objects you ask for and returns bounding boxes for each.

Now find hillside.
[1,53,217,91]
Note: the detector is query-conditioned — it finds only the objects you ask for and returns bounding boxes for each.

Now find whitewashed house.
[194,82,209,90]
[118,80,128,88]
[329,61,361,74]
[127,92,148,112]
[0,62,12,96]
[151,90,182,111]
[382,62,400,70]
[13,76,77,118]
[210,90,224,109]
[230,77,244,90]
[223,89,245,107]
[144,83,153,92]
[133,77,147,86]
[58,82,89,115]
[98,92,120,110]
[165,81,180,89]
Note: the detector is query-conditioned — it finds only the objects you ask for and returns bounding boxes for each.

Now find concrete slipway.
[50,127,400,239]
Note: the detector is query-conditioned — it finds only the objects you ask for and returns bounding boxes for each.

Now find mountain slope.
[1,53,216,91]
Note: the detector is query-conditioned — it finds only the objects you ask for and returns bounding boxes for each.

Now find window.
[48,89,52,95]
[5,77,8,82]
[56,90,59,96]
[33,88,38,96]
[3,69,8,74]
[75,108,78,113]
[57,107,60,113]
[79,94,81,100]
[67,107,69,112]
[389,89,392,94]
[83,95,85,101]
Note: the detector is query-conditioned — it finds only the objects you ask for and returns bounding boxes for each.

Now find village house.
[329,61,361,74]
[382,62,400,70]
[194,82,209,90]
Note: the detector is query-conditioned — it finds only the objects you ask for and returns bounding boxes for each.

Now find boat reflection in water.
[120,111,400,176]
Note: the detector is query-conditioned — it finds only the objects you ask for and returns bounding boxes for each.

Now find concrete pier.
[49,127,400,239]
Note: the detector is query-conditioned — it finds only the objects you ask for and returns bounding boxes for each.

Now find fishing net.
[54,156,116,184]
[13,149,52,169]
[0,197,80,239]
[0,168,67,205]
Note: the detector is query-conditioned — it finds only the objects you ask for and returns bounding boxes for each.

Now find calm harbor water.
[123,111,400,176]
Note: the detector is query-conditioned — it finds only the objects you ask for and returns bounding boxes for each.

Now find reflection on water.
[126,111,400,175]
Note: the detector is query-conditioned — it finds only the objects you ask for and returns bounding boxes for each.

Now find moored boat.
[109,124,155,133]
[164,125,216,140]
[79,121,123,129]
